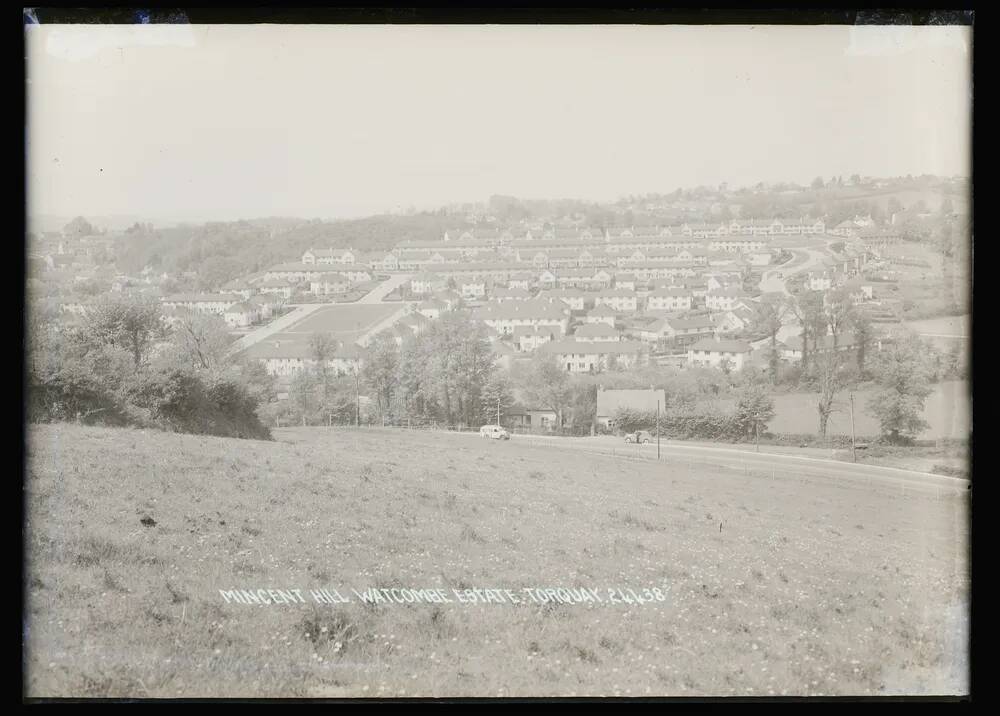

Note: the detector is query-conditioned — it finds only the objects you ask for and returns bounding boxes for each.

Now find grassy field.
[768,381,970,442]
[25,424,969,698]
[259,304,402,347]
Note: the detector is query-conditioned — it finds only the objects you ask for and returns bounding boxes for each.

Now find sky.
[25,23,972,223]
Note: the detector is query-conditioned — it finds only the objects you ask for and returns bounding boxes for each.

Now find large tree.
[519,353,573,430]
[480,371,516,427]
[308,332,339,401]
[756,293,787,383]
[362,331,400,420]
[170,311,234,373]
[80,295,164,371]
[866,333,934,444]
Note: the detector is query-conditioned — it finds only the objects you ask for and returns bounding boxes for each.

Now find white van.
[479,425,510,440]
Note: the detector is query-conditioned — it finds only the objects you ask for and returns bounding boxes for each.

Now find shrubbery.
[27,296,272,440]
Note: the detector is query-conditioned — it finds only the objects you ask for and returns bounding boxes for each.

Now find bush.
[130,368,272,439]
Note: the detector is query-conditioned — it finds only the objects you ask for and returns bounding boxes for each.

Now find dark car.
[624,430,653,444]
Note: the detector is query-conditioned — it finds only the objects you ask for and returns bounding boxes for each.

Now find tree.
[756,293,787,383]
[940,196,955,216]
[308,332,339,400]
[851,311,875,377]
[480,371,515,426]
[170,312,234,373]
[80,295,164,371]
[821,287,855,351]
[811,176,825,191]
[362,331,400,420]
[866,333,934,444]
[887,196,904,218]
[732,381,775,440]
[786,291,822,374]
[63,216,96,237]
[519,353,573,430]
[290,370,319,425]
[814,351,844,438]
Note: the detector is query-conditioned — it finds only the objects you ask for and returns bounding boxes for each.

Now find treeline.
[113,213,457,289]
[27,296,273,440]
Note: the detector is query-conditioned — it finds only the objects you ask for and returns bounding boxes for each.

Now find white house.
[539,339,645,374]
[585,304,619,327]
[646,287,693,312]
[594,288,638,313]
[161,293,237,315]
[571,322,620,343]
[686,337,753,372]
[223,301,261,328]
[411,272,447,295]
[513,325,564,352]
[310,272,350,296]
[705,288,751,312]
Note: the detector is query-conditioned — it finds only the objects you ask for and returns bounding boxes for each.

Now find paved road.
[507,433,970,495]
[358,273,412,304]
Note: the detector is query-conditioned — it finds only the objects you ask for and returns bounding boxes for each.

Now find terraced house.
[243,340,363,377]
[472,298,570,335]
[646,287,693,312]
[539,339,645,373]
[686,337,753,372]
[594,288,639,313]
[161,293,237,315]
[705,287,751,312]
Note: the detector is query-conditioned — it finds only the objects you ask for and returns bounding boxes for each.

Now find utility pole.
[497,397,501,427]
[354,366,360,427]
[850,391,857,463]
[656,399,661,460]
[755,411,760,453]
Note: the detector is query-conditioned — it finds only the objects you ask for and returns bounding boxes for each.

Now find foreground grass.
[25,424,969,697]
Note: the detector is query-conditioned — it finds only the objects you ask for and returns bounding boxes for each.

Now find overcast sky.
[26,23,971,223]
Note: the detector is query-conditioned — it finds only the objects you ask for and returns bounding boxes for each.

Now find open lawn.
[25,424,968,697]
[284,303,401,336]
[262,304,403,346]
[720,381,970,442]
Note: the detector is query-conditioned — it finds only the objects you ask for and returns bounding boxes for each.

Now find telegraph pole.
[755,411,760,453]
[850,392,857,463]
[656,399,661,460]
[497,397,501,427]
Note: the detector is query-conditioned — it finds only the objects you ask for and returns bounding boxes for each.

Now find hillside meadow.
[25,424,968,697]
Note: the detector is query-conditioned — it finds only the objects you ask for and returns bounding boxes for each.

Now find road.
[507,433,969,496]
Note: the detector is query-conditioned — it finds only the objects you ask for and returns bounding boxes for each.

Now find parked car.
[624,430,652,444]
[480,424,510,440]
